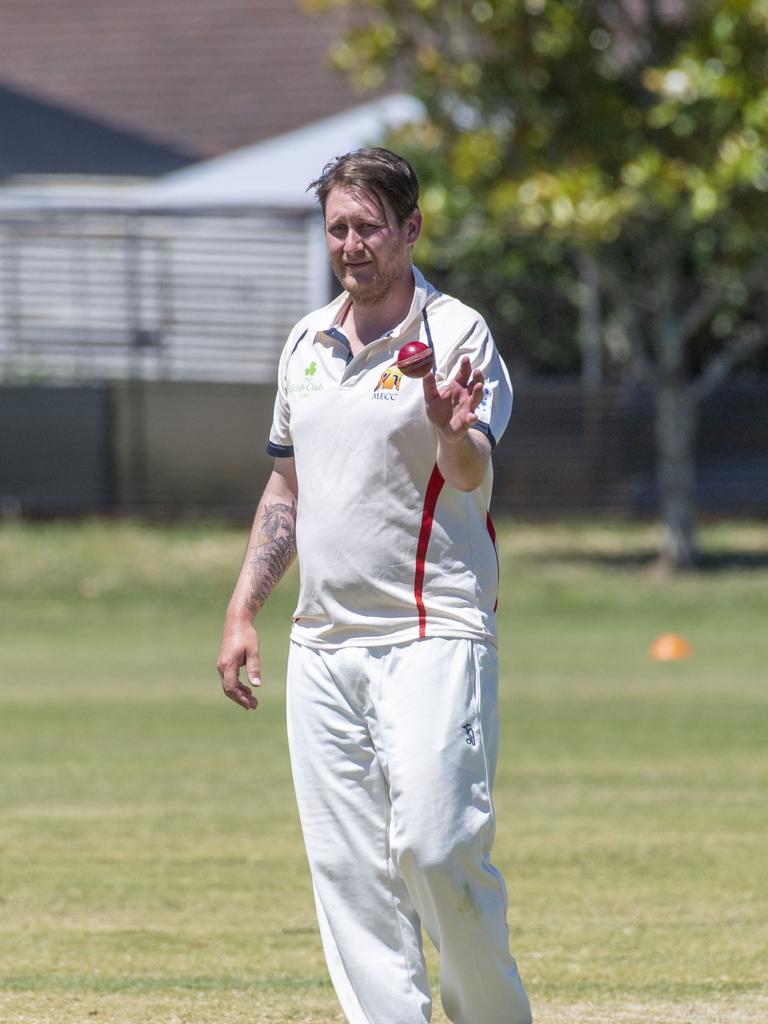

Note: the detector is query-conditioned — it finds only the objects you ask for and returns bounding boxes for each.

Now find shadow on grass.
[530,548,768,573]
[697,550,768,572]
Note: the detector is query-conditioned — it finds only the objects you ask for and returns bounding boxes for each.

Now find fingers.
[217,620,263,711]
[423,362,485,442]
[217,637,260,711]
[424,363,482,398]
[456,355,472,386]
[218,670,258,710]
[469,377,485,411]
[455,358,485,395]
[229,680,258,711]
[218,659,258,710]
[421,371,440,403]
[245,649,262,691]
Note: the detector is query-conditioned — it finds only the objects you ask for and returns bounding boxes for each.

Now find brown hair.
[309,147,420,225]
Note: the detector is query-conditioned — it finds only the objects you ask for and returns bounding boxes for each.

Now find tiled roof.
[0,0,369,157]
[0,82,195,177]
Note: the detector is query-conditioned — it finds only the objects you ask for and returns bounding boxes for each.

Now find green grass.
[1,519,767,1023]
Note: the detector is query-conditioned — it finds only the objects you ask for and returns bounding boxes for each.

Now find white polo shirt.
[267,267,512,650]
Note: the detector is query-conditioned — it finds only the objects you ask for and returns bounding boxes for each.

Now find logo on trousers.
[463,723,476,747]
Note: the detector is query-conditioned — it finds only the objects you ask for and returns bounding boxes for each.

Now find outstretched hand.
[423,355,485,443]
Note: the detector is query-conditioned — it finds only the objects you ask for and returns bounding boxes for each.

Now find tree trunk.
[577,251,603,391]
[654,380,698,570]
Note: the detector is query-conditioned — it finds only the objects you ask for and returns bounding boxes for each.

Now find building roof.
[0,0,369,157]
[0,82,195,178]
[143,94,424,208]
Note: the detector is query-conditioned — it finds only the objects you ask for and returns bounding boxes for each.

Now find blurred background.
[1,5,767,1024]
[0,0,766,570]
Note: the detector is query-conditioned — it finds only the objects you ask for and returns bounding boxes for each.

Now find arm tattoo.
[245,499,297,613]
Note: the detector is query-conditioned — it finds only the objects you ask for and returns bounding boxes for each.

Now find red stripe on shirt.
[415,464,445,637]
[487,511,499,612]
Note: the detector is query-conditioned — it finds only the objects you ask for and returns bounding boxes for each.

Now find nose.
[343,228,364,253]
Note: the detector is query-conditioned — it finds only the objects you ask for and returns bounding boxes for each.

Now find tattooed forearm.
[245,499,297,613]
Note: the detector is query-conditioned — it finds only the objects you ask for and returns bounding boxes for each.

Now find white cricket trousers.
[286,636,532,1024]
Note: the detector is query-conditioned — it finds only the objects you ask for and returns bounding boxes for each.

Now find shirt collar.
[307,266,433,339]
[395,266,431,337]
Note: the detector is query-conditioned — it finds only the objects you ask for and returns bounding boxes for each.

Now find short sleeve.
[441,318,513,450]
[266,334,295,458]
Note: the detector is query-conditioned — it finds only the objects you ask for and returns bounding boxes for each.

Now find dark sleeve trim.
[266,442,295,458]
[470,421,497,450]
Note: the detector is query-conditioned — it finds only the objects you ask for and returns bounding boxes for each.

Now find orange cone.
[650,633,692,661]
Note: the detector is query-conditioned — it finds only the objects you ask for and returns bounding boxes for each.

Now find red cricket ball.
[396,341,433,379]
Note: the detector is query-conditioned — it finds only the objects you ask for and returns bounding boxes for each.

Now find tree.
[308,0,768,569]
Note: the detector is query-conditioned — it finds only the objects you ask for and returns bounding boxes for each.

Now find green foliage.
[308,0,768,567]
[314,0,768,235]
[308,0,768,378]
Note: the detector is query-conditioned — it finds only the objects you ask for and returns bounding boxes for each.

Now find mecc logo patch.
[372,364,403,401]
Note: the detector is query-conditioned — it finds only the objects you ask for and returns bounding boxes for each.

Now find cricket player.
[217,148,531,1024]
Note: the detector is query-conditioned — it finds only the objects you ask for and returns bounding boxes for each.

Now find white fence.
[0,206,329,384]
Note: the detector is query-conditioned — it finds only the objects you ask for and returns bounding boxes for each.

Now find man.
[217,148,531,1024]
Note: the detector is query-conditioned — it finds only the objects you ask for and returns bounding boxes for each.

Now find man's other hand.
[217,619,261,710]
[423,355,484,443]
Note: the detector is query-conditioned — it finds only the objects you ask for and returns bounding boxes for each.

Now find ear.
[405,208,422,246]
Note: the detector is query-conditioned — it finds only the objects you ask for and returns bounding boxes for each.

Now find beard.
[332,257,407,307]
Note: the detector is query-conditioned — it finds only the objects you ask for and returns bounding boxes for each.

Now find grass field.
[1,519,766,1024]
